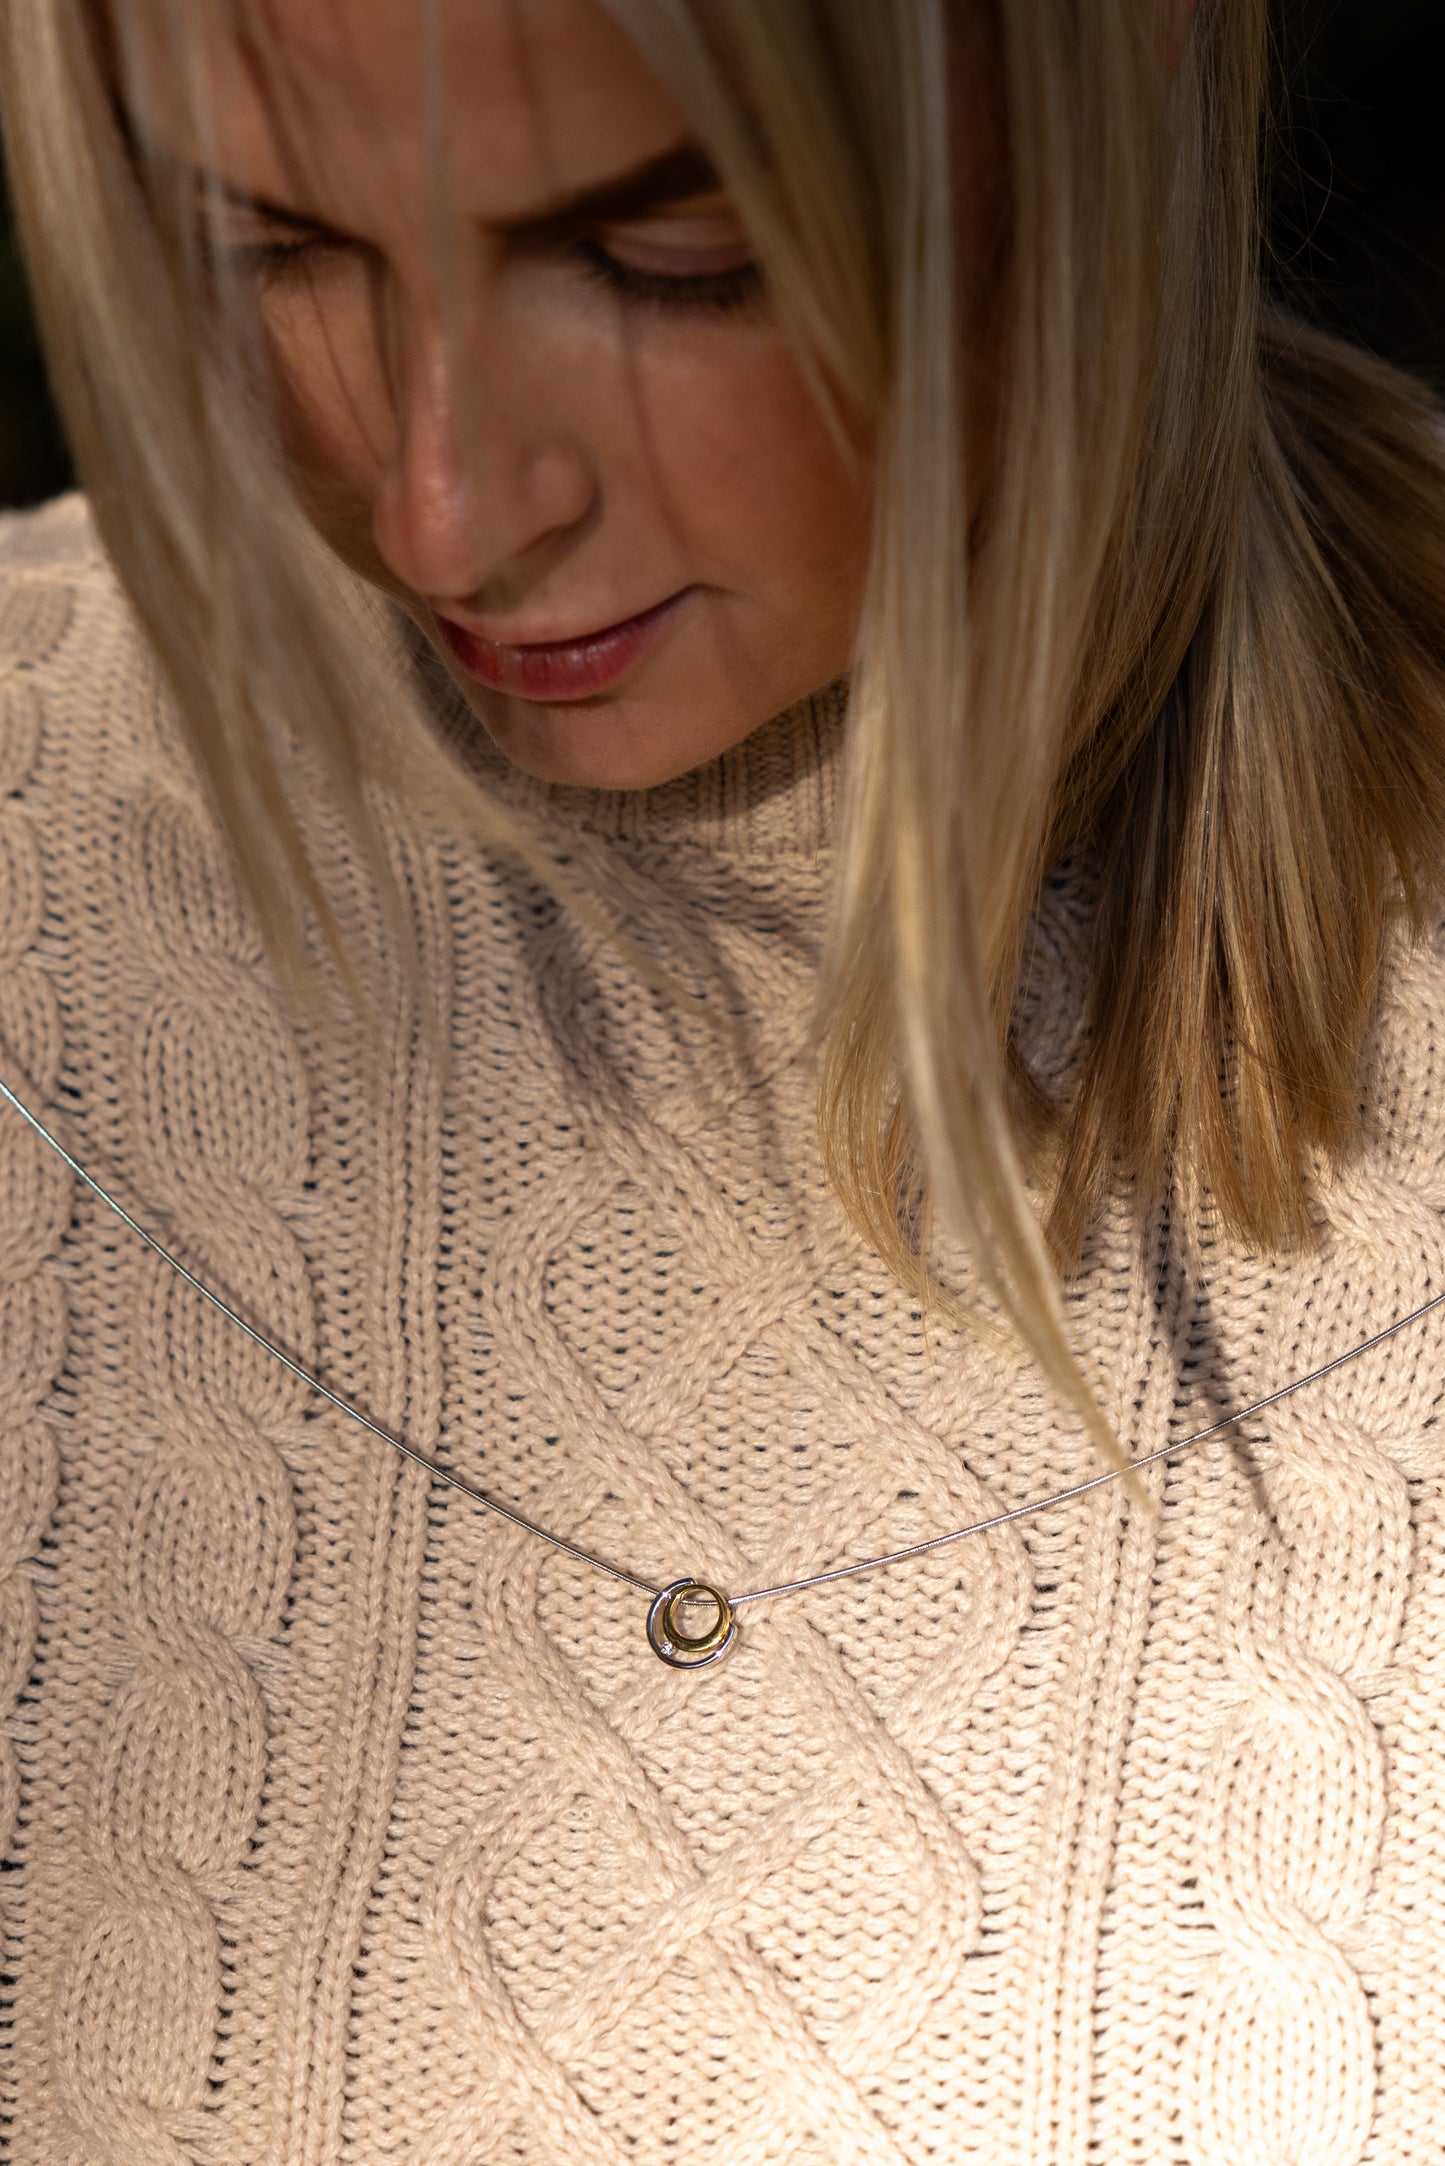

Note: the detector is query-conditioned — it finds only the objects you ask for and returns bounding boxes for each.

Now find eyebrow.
[200,137,727,239]
[504,139,726,233]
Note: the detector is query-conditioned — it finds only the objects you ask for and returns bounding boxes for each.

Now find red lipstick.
[435,589,690,702]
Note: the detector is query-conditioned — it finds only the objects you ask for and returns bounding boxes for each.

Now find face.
[116,0,876,789]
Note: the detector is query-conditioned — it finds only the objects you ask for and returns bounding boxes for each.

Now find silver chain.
[6,1069,1443,1655]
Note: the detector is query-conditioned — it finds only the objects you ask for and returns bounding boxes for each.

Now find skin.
[114,0,1196,792]
[116,0,875,788]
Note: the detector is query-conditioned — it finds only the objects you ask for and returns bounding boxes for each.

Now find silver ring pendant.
[646,1579,738,1669]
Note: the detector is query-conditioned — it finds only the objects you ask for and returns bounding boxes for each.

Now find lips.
[435,589,690,702]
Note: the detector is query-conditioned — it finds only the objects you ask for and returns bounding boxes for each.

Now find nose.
[371,314,598,614]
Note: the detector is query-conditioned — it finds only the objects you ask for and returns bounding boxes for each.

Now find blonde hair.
[4,0,1445,1440]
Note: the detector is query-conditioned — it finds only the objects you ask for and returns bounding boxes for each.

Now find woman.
[2,0,1444,2157]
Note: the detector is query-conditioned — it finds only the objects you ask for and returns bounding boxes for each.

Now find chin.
[452,674,770,793]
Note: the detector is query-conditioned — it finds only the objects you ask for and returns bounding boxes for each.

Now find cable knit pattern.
[1181,1383,1405,2165]
[0,575,72,2141]
[407,1001,1031,2160]
[5,497,1445,2162]
[42,764,308,2162]
[1181,935,1445,2166]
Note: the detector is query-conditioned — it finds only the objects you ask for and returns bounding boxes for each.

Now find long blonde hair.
[4,0,1445,1437]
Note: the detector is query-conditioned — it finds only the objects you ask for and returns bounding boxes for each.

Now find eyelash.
[232,232,763,315]
[228,237,343,282]
[571,236,764,314]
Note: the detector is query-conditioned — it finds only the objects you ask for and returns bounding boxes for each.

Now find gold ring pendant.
[646,1580,738,1669]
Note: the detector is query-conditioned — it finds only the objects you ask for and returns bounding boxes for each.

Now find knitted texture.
[3,496,1445,2164]
[0,564,70,2151]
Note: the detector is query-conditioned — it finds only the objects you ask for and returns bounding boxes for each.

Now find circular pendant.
[646,1579,738,1669]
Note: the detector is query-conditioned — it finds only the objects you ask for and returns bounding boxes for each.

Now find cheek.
[635,328,873,599]
[254,282,395,558]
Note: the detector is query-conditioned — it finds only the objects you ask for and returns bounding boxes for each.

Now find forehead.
[114,0,684,220]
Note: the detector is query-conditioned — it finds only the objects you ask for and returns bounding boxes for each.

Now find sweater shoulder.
[1370,911,1445,1112]
[0,491,181,799]
[0,489,143,704]
[0,490,106,577]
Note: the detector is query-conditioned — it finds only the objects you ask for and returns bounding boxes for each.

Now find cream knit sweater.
[2,493,1445,2166]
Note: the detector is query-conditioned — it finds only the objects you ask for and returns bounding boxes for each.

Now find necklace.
[5,1069,1442,1670]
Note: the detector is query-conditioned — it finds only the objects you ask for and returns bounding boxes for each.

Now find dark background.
[0,0,1441,509]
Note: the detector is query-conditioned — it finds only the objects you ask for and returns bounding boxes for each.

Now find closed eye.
[571,235,764,312]
[224,230,353,281]
[225,218,763,313]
